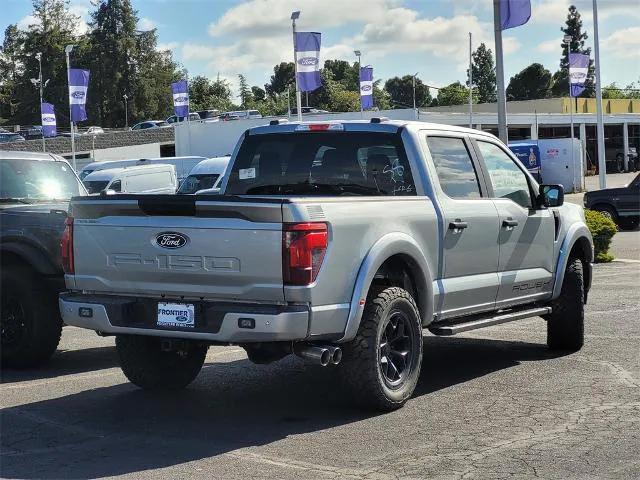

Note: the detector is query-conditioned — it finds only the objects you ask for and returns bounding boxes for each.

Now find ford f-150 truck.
[59,120,594,410]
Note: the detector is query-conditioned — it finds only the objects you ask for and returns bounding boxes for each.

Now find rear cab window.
[225,131,416,196]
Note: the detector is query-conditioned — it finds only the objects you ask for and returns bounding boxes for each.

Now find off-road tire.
[547,258,584,351]
[116,335,207,390]
[339,287,423,411]
[1,266,62,368]
[593,205,618,224]
[618,216,639,231]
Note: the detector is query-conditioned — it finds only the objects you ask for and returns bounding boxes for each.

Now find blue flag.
[41,103,57,137]
[569,53,590,97]
[360,67,374,109]
[171,80,189,118]
[295,32,321,92]
[68,69,90,122]
[500,0,531,30]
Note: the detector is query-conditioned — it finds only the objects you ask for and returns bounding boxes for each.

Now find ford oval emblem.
[298,57,318,66]
[361,85,372,92]
[72,91,85,99]
[155,232,188,249]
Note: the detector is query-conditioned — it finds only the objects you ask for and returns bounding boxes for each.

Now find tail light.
[61,217,74,274]
[283,222,328,286]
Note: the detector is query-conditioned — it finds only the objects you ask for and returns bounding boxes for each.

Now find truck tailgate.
[69,196,284,302]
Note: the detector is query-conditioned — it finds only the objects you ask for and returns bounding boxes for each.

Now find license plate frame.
[157,302,195,329]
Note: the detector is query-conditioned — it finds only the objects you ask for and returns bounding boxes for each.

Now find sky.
[2,0,640,99]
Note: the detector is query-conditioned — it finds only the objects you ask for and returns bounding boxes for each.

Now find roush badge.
[155,232,188,249]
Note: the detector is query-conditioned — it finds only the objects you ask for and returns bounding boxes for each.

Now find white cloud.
[17,1,89,34]
[17,15,39,30]
[602,26,640,59]
[157,41,180,52]
[537,38,560,53]
[138,17,157,31]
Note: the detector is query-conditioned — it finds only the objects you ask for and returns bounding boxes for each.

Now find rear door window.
[426,136,482,199]
[226,132,416,196]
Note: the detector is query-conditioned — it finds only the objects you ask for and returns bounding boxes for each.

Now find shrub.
[585,209,617,263]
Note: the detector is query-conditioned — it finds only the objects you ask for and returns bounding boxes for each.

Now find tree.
[265,62,294,97]
[436,82,470,106]
[602,81,640,99]
[384,75,431,109]
[551,5,595,97]
[251,86,265,102]
[0,25,24,122]
[506,63,552,100]
[237,74,251,107]
[470,43,496,103]
[188,75,233,111]
[323,59,358,91]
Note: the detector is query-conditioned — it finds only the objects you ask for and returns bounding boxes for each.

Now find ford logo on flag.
[175,96,188,102]
[72,91,85,99]
[298,57,318,66]
[155,232,188,249]
[42,116,55,122]
[361,85,372,92]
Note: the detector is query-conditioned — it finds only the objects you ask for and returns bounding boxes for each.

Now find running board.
[428,306,552,336]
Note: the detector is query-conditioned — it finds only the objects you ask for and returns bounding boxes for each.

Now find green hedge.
[585,209,618,263]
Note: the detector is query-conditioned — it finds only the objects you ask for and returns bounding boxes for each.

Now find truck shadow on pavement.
[1,346,118,385]
[1,336,569,479]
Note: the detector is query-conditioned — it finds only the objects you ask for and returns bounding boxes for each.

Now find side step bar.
[428,306,552,336]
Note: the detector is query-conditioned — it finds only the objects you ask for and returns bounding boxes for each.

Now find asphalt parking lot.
[2,257,639,480]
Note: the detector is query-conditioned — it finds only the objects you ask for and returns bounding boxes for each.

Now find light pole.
[33,52,47,152]
[354,50,362,117]
[123,94,128,129]
[65,44,77,170]
[412,72,419,119]
[592,0,607,188]
[468,32,473,128]
[564,34,575,176]
[291,10,302,122]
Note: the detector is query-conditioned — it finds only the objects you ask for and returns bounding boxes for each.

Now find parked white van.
[177,156,231,194]
[83,164,177,195]
[79,156,206,183]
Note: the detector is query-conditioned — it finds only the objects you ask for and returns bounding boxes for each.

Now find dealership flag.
[569,53,589,97]
[41,103,57,137]
[295,32,321,92]
[171,80,189,117]
[68,69,90,122]
[360,67,374,109]
[500,0,531,30]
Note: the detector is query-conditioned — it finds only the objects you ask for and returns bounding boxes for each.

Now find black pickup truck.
[585,173,640,230]
[1,151,86,367]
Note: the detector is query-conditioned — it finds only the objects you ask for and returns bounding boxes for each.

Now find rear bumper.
[59,293,312,342]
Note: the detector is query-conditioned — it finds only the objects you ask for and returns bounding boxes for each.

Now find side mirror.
[100,189,117,196]
[539,184,564,208]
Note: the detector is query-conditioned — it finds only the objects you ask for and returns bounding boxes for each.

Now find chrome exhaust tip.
[295,345,331,366]
[327,346,342,365]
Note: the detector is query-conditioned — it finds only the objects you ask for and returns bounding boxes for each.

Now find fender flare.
[552,223,593,300]
[337,232,434,343]
[1,240,59,276]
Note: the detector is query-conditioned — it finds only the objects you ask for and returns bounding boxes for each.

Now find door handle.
[449,220,468,230]
[502,218,519,228]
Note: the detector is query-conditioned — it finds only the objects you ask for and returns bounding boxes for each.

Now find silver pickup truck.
[59,120,593,410]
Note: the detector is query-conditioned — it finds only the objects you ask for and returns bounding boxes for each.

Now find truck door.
[425,135,500,319]
[474,140,555,308]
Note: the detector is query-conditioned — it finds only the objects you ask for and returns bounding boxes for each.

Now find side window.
[110,180,121,192]
[426,136,482,199]
[477,141,532,208]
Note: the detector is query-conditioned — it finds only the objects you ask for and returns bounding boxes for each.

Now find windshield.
[225,132,416,196]
[178,173,220,194]
[84,180,110,194]
[0,159,85,201]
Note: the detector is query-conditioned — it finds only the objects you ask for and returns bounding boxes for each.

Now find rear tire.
[339,287,423,411]
[1,266,62,368]
[547,258,584,351]
[618,216,639,231]
[593,205,618,225]
[116,335,207,390]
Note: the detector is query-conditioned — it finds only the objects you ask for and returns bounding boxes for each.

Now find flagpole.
[355,50,362,118]
[65,45,76,171]
[492,0,508,143]
[468,32,473,129]
[291,11,302,123]
[36,53,46,152]
[565,35,575,183]
[592,0,607,189]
